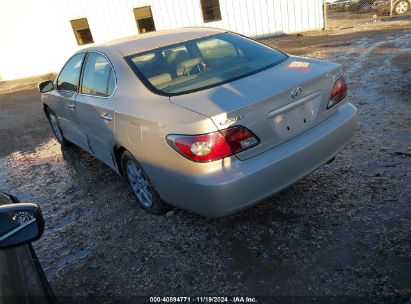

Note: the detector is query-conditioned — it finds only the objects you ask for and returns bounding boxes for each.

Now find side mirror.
[38,80,54,93]
[0,203,45,249]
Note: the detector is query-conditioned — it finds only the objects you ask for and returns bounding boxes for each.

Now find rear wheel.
[394,0,409,14]
[45,108,70,146]
[121,151,170,214]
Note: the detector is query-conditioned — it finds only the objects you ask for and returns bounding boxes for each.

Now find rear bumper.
[158,102,357,217]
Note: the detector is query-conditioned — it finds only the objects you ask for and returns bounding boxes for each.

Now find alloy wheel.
[395,1,409,14]
[126,160,153,208]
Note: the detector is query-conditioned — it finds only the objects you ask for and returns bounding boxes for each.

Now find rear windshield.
[125,33,288,96]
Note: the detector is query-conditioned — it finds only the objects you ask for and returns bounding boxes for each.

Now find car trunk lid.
[170,56,343,160]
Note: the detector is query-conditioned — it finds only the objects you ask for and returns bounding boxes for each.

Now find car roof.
[85,27,227,57]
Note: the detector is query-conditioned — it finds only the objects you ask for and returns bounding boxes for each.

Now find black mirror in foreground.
[38,80,54,93]
[0,203,45,249]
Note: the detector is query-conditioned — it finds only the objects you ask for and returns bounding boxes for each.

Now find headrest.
[176,58,202,76]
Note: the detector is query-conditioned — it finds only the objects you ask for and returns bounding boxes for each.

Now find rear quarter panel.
[103,46,232,201]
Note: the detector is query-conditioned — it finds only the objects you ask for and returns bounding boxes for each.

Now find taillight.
[166,126,259,162]
[327,76,347,109]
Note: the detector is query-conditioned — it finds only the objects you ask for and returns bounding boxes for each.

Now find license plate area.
[269,92,322,140]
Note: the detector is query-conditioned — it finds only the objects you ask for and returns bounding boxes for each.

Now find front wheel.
[45,108,70,146]
[121,151,170,214]
[394,0,409,14]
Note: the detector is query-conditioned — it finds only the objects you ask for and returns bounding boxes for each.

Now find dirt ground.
[0,18,410,303]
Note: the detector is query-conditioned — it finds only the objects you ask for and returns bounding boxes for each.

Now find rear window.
[125,33,288,96]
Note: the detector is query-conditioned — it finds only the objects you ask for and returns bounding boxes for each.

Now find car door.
[51,53,89,150]
[75,52,117,168]
[0,193,54,304]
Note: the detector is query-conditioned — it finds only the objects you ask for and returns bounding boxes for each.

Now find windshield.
[125,33,288,96]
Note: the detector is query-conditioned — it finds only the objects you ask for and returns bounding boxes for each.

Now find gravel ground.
[0,19,410,303]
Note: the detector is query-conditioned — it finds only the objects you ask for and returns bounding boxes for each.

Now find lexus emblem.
[291,87,303,99]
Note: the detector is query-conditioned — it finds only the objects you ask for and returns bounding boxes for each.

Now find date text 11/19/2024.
[149,296,258,303]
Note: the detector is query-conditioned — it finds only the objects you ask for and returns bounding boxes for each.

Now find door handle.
[100,113,112,121]
[67,103,76,110]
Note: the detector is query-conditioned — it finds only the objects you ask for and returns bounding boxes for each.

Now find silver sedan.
[39,28,357,217]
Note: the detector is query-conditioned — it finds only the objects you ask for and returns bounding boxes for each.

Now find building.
[0,0,324,81]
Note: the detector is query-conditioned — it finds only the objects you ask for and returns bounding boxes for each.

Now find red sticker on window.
[287,61,310,72]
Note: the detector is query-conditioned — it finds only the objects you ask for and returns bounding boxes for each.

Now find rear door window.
[80,53,115,97]
[57,53,85,92]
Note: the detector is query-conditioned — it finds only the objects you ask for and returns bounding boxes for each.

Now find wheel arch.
[113,144,127,177]
[43,103,57,116]
[43,103,50,114]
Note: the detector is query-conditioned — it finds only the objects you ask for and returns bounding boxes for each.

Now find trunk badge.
[291,87,303,99]
[220,115,244,126]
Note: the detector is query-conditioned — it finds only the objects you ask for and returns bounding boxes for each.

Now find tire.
[45,108,71,146]
[121,151,170,214]
[394,0,409,14]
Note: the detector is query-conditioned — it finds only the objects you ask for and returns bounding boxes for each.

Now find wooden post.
[323,0,328,30]
[390,0,393,17]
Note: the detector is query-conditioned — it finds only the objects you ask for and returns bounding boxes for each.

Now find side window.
[107,68,116,96]
[81,53,115,97]
[57,53,85,92]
